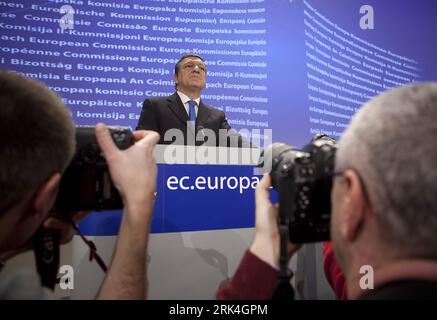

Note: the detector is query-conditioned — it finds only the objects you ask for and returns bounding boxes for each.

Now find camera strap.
[71,222,108,273]
[33,228,60,290]
[271,224,295,300]
[33,222,108,291]
[271,180,295,300]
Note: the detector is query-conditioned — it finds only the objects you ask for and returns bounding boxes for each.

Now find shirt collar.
[177,91,200,106]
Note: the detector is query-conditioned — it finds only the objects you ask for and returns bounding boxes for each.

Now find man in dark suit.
[136,54,248,147]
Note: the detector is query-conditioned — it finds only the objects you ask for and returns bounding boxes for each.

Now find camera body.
[260,135,337,243]
[54,126,134,212]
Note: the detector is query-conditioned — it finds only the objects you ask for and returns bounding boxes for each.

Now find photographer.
[0,71,160,299]
[217,83,437,299]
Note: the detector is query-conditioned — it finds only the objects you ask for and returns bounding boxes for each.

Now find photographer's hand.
[250,174,301,269]
[95,124,160,217]
[95,123,160,299]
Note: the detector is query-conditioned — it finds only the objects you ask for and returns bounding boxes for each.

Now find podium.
[69,146,333,299]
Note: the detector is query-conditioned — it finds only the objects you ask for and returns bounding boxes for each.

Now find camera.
[259,134,338,243]
[54,126,134,212]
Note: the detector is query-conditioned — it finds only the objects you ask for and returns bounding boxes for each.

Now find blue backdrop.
[1,0,436,234]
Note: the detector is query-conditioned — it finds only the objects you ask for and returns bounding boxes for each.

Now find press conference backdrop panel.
[1,0,437,146]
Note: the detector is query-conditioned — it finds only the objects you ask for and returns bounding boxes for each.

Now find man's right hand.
[95,123,160,223]
[94,123,160,299]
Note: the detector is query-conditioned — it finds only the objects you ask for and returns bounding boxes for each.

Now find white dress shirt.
[177,91,200,118]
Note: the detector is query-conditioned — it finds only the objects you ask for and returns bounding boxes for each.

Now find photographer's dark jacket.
[216,246,437,300]
[323,242,437,300]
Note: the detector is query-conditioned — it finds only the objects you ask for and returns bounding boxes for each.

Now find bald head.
[336,83,437,258]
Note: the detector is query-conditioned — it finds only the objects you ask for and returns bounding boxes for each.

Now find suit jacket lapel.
[167,93,189,124]
[196,100,211,128]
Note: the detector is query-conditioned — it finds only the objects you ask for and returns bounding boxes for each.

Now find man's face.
[174,57,207,94]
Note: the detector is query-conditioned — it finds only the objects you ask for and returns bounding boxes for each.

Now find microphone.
[196,125,206,145]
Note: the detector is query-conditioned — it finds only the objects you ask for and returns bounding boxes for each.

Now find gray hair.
[0,71,75,214]
[336,83,437,258]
